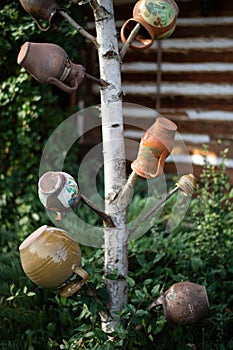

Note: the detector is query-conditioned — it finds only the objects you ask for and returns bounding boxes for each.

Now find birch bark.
[92,0,128,333]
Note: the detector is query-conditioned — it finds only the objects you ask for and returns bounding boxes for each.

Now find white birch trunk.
[92,0,128,333]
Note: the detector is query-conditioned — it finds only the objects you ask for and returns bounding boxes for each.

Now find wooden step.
[120,82,233,109]
[173,17,233,38]
[121,62,233,83]
[123,38,233,63]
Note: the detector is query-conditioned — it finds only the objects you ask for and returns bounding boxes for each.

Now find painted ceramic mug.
[149,282,210,325]
[19,0,61,31]
[120,0,179,51]
[131,117,177,178]
[17,42,85,94]
[19,225,89,297]
[38,171,81,219]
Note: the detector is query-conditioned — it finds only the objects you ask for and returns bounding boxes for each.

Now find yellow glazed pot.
[19,225,89,297]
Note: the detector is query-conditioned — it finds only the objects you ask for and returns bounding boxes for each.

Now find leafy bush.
[2,153,228,350]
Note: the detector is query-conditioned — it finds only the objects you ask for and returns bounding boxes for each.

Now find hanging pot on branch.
[38,171,115,226]
[19,225,89,297]
[17,42,106,93]
[38,171,81,220]
[131,117,177,178]
[120,0,179,51]
[149,282,210,325]
[18,0,62,31]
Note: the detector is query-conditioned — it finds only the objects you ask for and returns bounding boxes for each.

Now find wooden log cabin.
[75,0,233,184]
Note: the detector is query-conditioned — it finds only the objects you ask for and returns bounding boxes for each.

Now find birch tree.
[17,0,192,335]
[91,0,128,332]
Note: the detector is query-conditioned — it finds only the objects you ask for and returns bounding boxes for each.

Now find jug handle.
[60,267,89,297]
[32,15,53,32]
[120,19,153,51]
[149,294,165,314]
[154,151,167,177]
[47,76,79,94]
[32,9,61,32]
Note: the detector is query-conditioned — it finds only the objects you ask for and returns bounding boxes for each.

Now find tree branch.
[112,171,138,209]
[80,194,115,227]
[59,10,98,48]
[120,23,141,60]
[85,72,109,87]
[128,174,196,235]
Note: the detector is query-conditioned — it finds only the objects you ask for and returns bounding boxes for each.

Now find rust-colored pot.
[131,117,177,178]
[17,42,85,94]
[120,0,179,51]
[19,225,89,297]
[149,282,210,325]
[19,0,61,31]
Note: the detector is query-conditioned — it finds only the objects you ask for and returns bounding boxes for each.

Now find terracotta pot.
[38,171,81,212]
[149,282,210,325]
[17,42,85,93]
[120,0,179,51]
[131,117,177,178]
[19,0,61,31]
[19,225,89,297]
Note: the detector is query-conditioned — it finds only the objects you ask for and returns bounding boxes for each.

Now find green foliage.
[0,152,227,350]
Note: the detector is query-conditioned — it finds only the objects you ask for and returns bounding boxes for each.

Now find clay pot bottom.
[19,225,48,250]
[39,172,64,195]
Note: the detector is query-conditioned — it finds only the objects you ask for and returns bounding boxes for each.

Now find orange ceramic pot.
[19,225,89,297]
[131,117,177,178]
[149,282,210,325]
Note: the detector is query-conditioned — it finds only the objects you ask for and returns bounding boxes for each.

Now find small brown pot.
[17,42,85,93]
[149,282,210,325]
[19,0,61,31]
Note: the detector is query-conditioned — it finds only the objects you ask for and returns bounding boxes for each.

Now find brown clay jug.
[19,0,61,31]
[17,42,85,94]
[149,282,210,325]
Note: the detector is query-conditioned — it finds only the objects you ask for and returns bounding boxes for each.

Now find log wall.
[78,0,233,184]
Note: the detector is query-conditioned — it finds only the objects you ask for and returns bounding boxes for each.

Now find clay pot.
[121,0,179,51]
[19,0,61,31]
[17,42,85,93]
[149,282,210,325]
[177,174,197,195]
[131,117,177,178]
[19,225,89,297]
[38,171,81,212]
